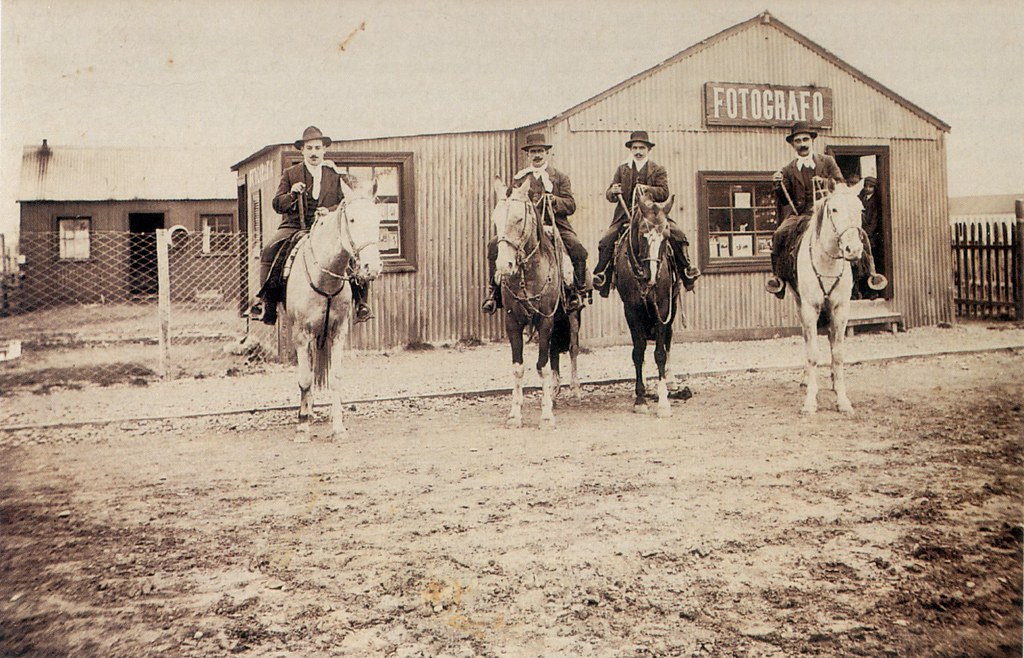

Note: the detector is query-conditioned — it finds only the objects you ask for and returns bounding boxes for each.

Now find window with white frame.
[200,213,233,254]
[58,217,91,260]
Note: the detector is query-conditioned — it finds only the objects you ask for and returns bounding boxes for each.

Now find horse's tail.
[550,310,575,354]
[312,333,333,389]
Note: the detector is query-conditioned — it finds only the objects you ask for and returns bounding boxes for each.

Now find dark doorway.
[827,146,891,300]
[128,213,164,296]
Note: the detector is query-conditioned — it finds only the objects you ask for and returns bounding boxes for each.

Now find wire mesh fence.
[0,230,278,394]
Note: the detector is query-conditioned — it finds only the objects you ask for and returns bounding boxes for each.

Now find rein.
[300,201,375,347]
[808,197,858,299]
[497,196,559,318]
[621,191,675,326]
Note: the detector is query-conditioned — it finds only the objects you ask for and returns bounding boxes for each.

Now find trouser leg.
[560,232,589,291]
[667,221,699,290]
[593,224,622,278]
[482,237,502,312]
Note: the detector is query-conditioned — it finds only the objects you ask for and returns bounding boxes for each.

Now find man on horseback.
[482,132,589,314]
[591,130,699,298]
[249,126,373,325]
[765,121,887,299]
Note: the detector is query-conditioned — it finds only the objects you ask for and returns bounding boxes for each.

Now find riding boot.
[592,242,614,297]
[565,259,587,312]
[482,255,502,314]
[765,240,786,299]
[351,280,374,323]
[249,260,277,323]
[675,242,701,292]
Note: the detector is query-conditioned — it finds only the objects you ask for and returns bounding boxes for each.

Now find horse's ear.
[492,176,508,199]
[510,177,531,200]
[660,195,675,216]
[340,176,355,199]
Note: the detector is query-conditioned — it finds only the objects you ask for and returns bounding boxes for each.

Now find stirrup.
[354,303,374,323]
[592,271,607,288]
[481,298,498,315]
[684,266,701,280]
[565,292,583,313]
[248,301,265,321]
[765,277,785,297]
[867,273,888,291]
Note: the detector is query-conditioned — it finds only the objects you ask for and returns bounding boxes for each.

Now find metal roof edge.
[523,11,950,134]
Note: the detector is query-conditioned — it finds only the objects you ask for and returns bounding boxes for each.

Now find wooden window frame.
[696,171,777,274]
[57,216,92,261]
[283,151,417,273]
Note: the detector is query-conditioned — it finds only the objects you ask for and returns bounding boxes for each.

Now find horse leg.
[537,320,555,428]
[568,311,582,400]
[296,335,314,435]
[507,319,525,429]
[654,326,672,418]
[328,328,350,437]
[830,301,854,413]
[800,303,820,414]
[550,349,562,408]
[625,312,648,413]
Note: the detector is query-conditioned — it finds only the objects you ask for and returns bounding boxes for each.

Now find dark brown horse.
[491,177,581,428]
[613,193,679,417]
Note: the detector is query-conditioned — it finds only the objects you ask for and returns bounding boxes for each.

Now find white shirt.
[305,163,323,198]
[796,154,816,171]
[632,158,648,173]
[513,164,553,192]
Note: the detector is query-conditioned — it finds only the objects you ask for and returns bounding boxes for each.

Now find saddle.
[776,215,812,290]
[257,230,309,306]
[543,225,575,288]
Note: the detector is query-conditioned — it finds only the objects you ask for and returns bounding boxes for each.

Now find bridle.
[622,193,675,326]
[495,194,558,318]
[300,199,379,345]
[809,194,861,298]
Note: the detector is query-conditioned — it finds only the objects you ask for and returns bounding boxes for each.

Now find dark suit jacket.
[511,166,577,236]
[605,160,670,226]
[272,163,345,229]
[775,153,844,220]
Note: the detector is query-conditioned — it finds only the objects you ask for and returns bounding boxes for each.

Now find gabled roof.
[18,143,239,202]
[949,194,1023,216]
[540,11,950,132]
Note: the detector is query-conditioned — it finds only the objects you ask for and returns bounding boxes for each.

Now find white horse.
[284,178,382,437]
[790,185,865,414]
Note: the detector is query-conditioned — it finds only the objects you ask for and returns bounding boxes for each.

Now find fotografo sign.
[704,82,833,128]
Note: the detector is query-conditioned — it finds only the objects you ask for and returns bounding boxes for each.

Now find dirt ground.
[1,346,1021,657]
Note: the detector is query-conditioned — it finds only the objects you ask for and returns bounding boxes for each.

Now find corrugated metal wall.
[539,18,952,336]
[239,132,515,350]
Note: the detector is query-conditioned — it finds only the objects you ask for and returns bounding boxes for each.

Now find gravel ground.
[2,320,1024,431]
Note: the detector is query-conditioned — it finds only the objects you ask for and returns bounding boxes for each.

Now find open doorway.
[128,212,164,296]
[827,146,891,300]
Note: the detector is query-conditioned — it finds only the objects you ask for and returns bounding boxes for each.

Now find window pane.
[709,208,731,232]
[58,218,90,260]
[707,184,731,207]
[755,207,778,231]
[755,234,773,256]
[375,166,399,198]
[754,183,776,208]
[733,208,754,232]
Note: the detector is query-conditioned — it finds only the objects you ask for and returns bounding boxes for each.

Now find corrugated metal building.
[18,143,238,305]
[234,12,954,349]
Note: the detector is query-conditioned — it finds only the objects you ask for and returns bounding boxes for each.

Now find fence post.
[156,229,171,378]
[1016,200,1024,321]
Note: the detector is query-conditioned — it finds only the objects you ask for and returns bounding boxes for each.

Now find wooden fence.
[951,218,1024,320]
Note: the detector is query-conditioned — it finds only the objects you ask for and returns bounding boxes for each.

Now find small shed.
[235,11,954,350]
[17,142,238,307]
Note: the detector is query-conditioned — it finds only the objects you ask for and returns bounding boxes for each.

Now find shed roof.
[949,194,1024,216]
[538,12,950,133]
[18,143,239,202]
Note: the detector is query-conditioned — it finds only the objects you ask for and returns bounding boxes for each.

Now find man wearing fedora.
[249,126,373,325]
[856,175,885,299]
[482,132,588,314]
[591,130,699,297]
[765,121,887,298]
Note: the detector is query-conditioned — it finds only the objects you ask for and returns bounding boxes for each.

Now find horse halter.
[816,195,862,262]
[495,197,541,272]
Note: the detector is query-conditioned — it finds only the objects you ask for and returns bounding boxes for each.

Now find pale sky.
[2,0,1023,238]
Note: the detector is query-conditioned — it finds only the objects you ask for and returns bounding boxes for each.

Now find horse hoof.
[540,417,557,429]
[801,406,817,415]
[837,401,854,414]
[633,404,649,414]
[657,406,673,419]
[506,417,523,429]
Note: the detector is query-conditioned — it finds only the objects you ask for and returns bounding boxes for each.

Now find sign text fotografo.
[704,82,833,128]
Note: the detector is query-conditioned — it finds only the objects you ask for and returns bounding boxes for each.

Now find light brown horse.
[491,176,581,428]
[284,178,382,437]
